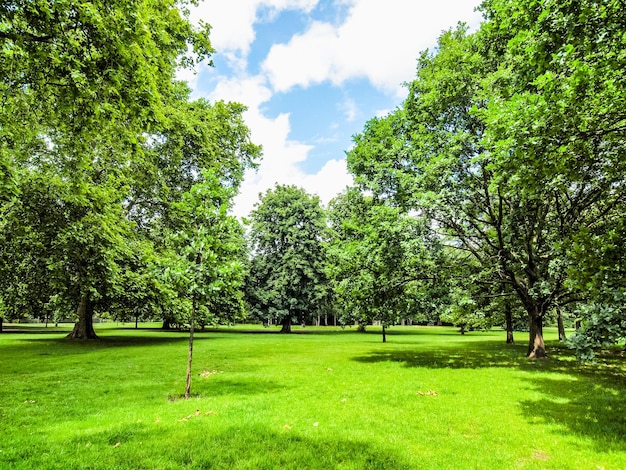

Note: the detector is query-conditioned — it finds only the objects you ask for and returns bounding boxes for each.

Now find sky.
[180,0,484,218]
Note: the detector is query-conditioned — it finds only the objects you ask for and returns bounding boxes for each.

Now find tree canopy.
[346,1,626,357]
[0,1,260,337]
[245,185,328,333]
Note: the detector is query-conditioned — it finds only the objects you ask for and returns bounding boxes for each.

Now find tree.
[246,185,328,333]
[163,171,247,398]
[127,95,260,329]
[477,0,626,354]
[348,14,625,357]
[0,0,213,338]
[327,188,442,342]
[0,169,133,338]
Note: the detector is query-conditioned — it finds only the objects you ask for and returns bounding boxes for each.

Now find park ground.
[0,324,625,469]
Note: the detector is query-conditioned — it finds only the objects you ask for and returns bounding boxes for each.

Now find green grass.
[1,324,625,469]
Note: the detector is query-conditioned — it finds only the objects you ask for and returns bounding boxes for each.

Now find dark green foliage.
[246,185,328,332]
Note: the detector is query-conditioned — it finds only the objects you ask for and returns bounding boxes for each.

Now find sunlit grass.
[1,324,625,469]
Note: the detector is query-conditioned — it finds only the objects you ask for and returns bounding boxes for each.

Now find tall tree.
[0,0,213,338]
[477,0,626,355]
[348,14,626,357]
[246,185,328,333]
[128,94,260,329]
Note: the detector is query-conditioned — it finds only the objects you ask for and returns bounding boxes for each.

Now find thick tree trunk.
[505,302,514,344]
[557,309,566,341]
[162,318,171,330]
[67,295,98,339]
[280,316,292,333]
[527,313,547,358]
[382,324,387,343]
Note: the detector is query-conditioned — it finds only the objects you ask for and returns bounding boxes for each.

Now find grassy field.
[0,324,625,469]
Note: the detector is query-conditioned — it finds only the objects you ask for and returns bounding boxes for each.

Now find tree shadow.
[3,333,214,351]
[517,375,626,452]
[190,378,285,398]
[352,338,531,369]
[352,339,626,452]
[52,424,410,469]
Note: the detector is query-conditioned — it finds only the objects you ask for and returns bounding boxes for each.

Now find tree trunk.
[527,313,547,358]
[185,294,196,399]
[67,295,97,339]
[135,315,139,329]
[0,316,3,333]
[382,323,387,343]
[557,309,566,341]
[162,318,171,330]
[280,316,292,333]
[505,302,514,344]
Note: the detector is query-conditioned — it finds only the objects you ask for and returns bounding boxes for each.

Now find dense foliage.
[1,0,624,361]
[245,185,328,333]
[345,0,626,358]
[0,1,260,337]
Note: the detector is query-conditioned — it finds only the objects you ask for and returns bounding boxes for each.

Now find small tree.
[328,188,442,342]
[164,171,246,398]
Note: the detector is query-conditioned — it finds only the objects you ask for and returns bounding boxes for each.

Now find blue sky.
[183,0,483,217]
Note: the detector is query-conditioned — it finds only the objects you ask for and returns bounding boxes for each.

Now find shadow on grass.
[4,333,223,350]
[191,378,285,398]
[353,339,626,453]
[51,423,411,470]
[353,338,530,369]
[517,375,626,452]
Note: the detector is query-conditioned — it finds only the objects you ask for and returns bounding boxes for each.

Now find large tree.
[478,0,626,356]
[246,185,328,333]
[348,5,626,358]
[128,94,260,329]
[0,0,213,337]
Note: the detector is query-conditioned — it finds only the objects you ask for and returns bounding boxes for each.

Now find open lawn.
[0,324,625,469]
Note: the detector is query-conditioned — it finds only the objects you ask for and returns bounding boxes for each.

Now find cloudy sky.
[182,0,483,217]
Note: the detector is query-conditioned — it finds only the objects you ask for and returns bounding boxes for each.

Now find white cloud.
[189,0,319,70]
[206,73,352,218]
[229,101,353,217]
[187,1,480,218]
[262,0,482,95]
[339,96,358,122]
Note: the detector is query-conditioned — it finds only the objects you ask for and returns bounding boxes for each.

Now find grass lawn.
[0,323,625,469]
